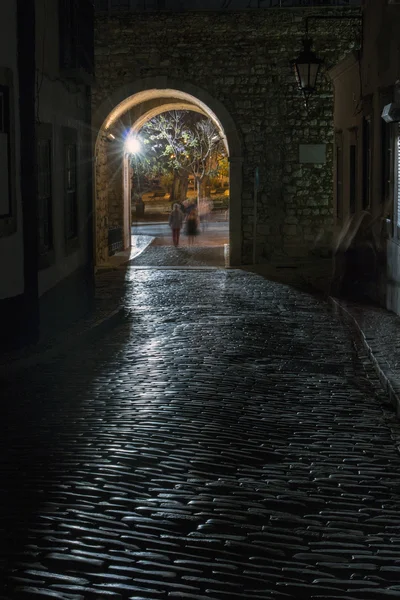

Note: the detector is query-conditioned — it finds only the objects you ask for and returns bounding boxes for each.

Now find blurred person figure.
[185,207,199,246]
[169,203,184,247]
[199,199,211,232]
[330,203,389,300]
[182,198,195,216]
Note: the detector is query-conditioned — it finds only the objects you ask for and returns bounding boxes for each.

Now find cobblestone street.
[2,268,400,600]
[128,245,225,267]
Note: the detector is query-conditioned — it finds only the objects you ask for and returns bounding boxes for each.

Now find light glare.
[125,136,141,154]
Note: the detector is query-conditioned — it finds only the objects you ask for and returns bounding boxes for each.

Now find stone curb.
[0,306,127,378]
[328,296,400,417]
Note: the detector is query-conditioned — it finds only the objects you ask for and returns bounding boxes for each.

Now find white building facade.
[0,0,95,350]
[330,0,400,312]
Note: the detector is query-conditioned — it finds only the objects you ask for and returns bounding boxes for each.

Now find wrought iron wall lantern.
[292,37,323,107]
[292,14,361,108]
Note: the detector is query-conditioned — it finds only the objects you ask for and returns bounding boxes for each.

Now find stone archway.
[93,77,243,267]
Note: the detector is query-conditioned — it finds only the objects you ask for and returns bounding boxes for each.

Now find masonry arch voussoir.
[93,77,242,160]
[130,102,208,136]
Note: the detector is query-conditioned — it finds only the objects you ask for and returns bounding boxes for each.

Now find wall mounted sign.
[299,144,326,164]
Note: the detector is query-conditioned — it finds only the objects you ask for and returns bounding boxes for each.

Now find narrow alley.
[2,268,400,599]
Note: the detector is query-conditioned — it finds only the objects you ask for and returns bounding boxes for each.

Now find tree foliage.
[131,110,227,186]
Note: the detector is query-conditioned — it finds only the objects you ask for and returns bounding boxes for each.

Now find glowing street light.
[125,135,141,155]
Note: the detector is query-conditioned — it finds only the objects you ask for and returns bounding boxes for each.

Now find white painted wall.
[330,1,400,315]
[0,0,24,300]
[362,0,400,315]
[35,0,90,297]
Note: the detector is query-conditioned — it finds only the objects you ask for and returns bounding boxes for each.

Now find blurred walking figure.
[185,208,199,246]
[169,203,184,247]
[199,199,211,232]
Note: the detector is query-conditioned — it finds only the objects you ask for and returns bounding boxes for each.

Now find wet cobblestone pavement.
[128,245,225,267]
[2,268,400,599]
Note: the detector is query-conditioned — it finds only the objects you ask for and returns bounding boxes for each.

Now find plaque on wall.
[299,144,326,164]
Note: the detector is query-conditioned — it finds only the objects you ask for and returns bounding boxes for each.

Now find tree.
[134,111,227,204]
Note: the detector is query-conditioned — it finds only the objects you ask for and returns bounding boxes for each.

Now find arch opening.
[94,82,242,267]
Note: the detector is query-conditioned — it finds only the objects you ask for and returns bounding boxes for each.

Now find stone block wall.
[95,134,126,263]
[95,139,111,264]
[93,8,361,263]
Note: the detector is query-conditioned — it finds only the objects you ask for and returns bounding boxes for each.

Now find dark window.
[0,86,9,133]
[59,0,76,70]
[349,144,357,215]
[59,0,94,74]
[0,84,12,218]
[336,144,343,219]
[63,132,78,241]
[396,125,400,230]
[362,117,372,210]
[37,137,53,255]
[381,119,393,204]
[78,0,95,74]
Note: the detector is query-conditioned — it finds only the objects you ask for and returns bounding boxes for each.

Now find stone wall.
[95,138,111,264]
[93,8,361,263]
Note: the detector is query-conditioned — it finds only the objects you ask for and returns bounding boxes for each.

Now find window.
[63,128,78,242]
[37,128,53,257]
[65,143,77,240]
[349,144,357,215]
[59,0,94,75]
[0,68,16,238]
[362,117,372,209]
[0,84,11,218]
[381,119,393,205]
[335,136,343,219]
[395,124,400,232]
[59,0,76,71]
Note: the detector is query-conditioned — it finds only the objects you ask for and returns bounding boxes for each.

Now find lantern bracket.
[292,13,362,107]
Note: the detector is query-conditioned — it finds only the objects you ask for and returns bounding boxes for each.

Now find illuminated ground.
[1,269,400,599]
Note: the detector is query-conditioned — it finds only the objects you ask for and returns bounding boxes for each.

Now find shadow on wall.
[331,206,390,307]
[387,236,400,314]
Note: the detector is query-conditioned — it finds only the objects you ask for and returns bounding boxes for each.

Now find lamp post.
[292,37,323,107]
[124,135,142,201]
[124,135,144,220]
